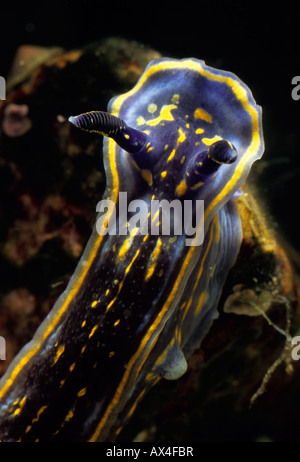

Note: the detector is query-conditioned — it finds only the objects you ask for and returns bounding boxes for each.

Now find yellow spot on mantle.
[32,405,47,425]
[118,227,140,260]
[194,108,212,123]
[202,135,222,146]
[169,236,177,243]
[77,387,87,397]
[136,115,146,126]
[171,94,179,103]
[141,169,153,186]
[195,291,207,315]
[177,127,186,143]
[13,396,26,416]
[167,149,176,163]
[147,103,157,113]
[69,362,76,372]
[146,104,177,126]
[167,128,186,164]
[151,209,160,225]
[145,238,162,282]
[191,181,204,190]
[53,344,65,365]
[89,325,98,339]
[65,407,75,422]
[176,179,187,197]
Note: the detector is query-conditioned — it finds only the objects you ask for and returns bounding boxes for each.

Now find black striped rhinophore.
[68,111,126,137]
[208,140,237,164]
[69,110,148,155]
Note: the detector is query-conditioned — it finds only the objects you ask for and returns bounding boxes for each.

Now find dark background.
[1,0,300,256]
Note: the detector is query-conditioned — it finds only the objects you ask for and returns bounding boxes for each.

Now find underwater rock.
[2,104,32,138]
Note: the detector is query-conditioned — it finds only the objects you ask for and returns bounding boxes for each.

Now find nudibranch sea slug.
[0,58,264,441]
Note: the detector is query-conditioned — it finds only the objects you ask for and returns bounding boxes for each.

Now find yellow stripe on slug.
[144,238,162,282]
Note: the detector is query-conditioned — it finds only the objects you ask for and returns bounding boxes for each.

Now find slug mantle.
[0,56,264,442]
